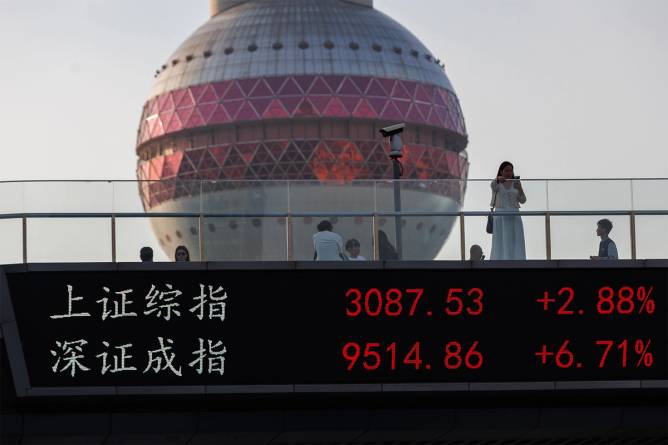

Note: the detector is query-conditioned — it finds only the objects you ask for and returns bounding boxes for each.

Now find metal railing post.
[545,212,552,260]
[111,215,117,262]
[630,211,637,260]
[372,213,379,260]
[198,214,206,262]
[286,215,294,261]
[459,211,466,260]
[22,215,27,264]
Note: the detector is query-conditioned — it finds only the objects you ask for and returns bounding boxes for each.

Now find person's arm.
[490,180,499,207]
[515,180,527,204]
[605,242,618,260]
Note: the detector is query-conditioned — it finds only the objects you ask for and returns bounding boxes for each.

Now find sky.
[0,0,666,262]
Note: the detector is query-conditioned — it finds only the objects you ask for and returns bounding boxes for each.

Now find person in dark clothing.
[378,230,399,260]
[139,246,153,262]
[590,218,618,260]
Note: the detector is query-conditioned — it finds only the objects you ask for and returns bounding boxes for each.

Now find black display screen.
[2,265,666,391]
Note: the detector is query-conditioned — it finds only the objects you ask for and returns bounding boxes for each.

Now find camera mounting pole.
[379,123,406,259]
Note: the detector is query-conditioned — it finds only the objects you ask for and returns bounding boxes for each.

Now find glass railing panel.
[550,215,631,260]
[461,215,491,261]
[522,215,548,260]
[114,216,173,262]
[635,215,668,259]
[201,180,289,214]
[547,180,631,211]
[461,179,548,213]
[288,180,375,213]
[26,218,111,262]
[203,216,287,261]
[398,215,460,260]
[133,216,202,262]
[23,181,114,214]
[631,179,668,211]
[0,182,24,214]
[121,180,203,215]
[0,218,23,264]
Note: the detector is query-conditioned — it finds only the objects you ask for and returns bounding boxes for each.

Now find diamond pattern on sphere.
[238,78,259,96]
[323,97,348,117]
[279,96,303,114]
[236,144,258,164]
[339,96,361,114]
[264,99,290,118]
[265,76,286,94]
[295,99,316,116]
[277,77,301,95]
[249,79,273,98]
[252,144,274,164]
[197,103,218,122]
[157,94,175,113]
[381,101,403,120]
[367,98,388,115]
[176,108,194,126]
[309,96,331,114]
[391,81,412,100]
[235,101,259,120]
[309,77,331,95]
[222,100,245,119]
[210,146,231,165]
[250,98,272,116]
[185,109,205,128]
[353,99,377,118]
[140,76,467,140]
[339,77,362,95]
[175,90,195,109]
[199,150,219,170]
[350,76,371,95]
[267,141,288,160]
[208,105,231,125]
[185,149,205,168]
[294,75,316,94]
[366,78,386,97]
[323,75,344,93]
[223,82,244,100]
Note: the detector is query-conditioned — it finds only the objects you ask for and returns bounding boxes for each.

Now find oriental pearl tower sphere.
[135,0,468,261]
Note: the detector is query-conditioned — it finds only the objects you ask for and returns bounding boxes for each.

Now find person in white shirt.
[313,220,347,260]
[345,238,367,261]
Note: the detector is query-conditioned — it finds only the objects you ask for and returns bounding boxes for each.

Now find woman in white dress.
[490,162,527,260]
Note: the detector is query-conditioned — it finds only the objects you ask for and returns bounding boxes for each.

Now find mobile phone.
[513,175,520,179]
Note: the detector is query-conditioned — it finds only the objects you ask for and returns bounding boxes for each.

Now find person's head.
[596,219,613,237]
[345,239,361,258]
[317,220,333,232]
[175,245,190,262]
[139,246,153,262]
[497,161,515,179]
[469,244,484,261]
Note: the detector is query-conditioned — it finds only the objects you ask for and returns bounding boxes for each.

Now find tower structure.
[136,0,468,260]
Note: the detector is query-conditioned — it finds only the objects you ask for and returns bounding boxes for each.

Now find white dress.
[490,181,526,260]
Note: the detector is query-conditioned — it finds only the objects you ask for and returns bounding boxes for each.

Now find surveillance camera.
[379,123,405,137]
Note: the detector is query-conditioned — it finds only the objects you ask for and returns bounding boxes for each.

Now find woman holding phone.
[490,161,526,260]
